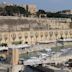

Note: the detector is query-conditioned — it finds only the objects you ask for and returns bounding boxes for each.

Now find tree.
[0,7,3,12]
[36,9,46,17]
[17,6,26,15]
[5,6,14,16]
[4,5,26,16]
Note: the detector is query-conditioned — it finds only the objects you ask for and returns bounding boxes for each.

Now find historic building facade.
[0,16,72,45]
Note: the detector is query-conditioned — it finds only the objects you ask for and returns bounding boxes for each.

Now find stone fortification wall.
[0,16,71,32]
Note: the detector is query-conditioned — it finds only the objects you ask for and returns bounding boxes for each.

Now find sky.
[0,0,72,11]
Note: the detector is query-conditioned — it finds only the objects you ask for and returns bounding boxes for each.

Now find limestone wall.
[0,16,71,45]
[0,29,71,45]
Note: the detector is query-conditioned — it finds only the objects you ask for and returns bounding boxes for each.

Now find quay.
[0,39,72,72]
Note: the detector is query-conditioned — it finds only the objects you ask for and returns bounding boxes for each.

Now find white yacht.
[60,48,71,52]
[39,53,49,59]
[45,48,52,52]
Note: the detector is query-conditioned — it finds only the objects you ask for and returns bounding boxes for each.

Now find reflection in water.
[24,66,39,72]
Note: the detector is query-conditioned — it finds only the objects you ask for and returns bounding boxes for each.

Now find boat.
[60,48,71,52]
[39,53,49,59]
[44,48,52,52]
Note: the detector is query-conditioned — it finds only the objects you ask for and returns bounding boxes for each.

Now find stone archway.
[11,33,16,41]
[0,34,2,43]
[4,34,8,42]
[24,32,28,43]
[45,32,48,39]
[49,31,53,40]
[35,32,38,43]
[40,32,43,41]
[55,31,58,39]
[65,31,68,38]
[18,33,22,40]
[69,31,72,38]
